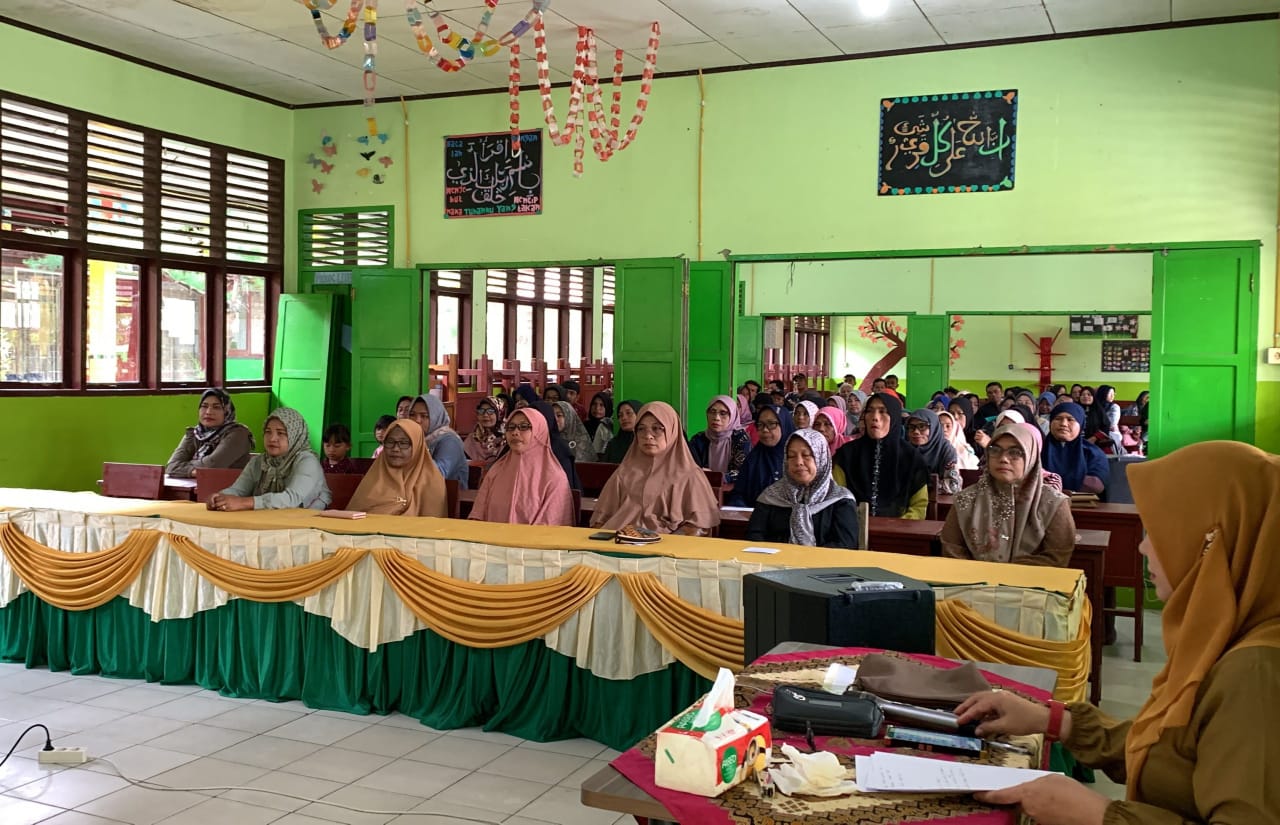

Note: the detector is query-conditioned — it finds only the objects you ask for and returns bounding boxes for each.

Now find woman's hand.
[975,775,1110,825]
[973,430,991,448]
[207,494,254,512]
[955,689,1050,738]
[673,524,708,537]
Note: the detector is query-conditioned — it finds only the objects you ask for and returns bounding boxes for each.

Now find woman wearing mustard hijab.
[953,441,1280,824]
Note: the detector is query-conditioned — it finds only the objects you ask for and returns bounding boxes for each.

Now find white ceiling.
[2,0,1277,106]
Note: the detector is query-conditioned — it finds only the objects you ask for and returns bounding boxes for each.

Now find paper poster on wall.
[1070,314,1139,338]
[444,130,543,218]
[1101,339,1150,372]
[878,90,1017,196]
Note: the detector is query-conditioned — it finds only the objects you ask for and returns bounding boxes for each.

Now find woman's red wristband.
[1046,700,1065,742]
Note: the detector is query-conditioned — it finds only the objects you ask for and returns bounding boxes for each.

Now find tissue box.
[654,705,772,797]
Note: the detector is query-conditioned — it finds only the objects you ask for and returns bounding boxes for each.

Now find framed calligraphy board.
[444,129,543,218]
[878,90,1017,195]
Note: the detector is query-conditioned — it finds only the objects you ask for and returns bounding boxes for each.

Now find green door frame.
[729,241,1261,456]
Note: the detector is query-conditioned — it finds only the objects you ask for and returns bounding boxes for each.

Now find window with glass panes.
[462,265,604,369]
[0,93,283,391]
[429,268,472,365]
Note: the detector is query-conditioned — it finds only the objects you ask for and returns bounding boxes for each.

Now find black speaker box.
[743,567,936,665]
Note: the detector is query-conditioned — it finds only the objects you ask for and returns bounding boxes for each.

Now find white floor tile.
[271,815,351,825]
[297,784,427,825]
[332,725,440,759]
[39,705,130,735]
[270,715,373,746]
[80,714,188,747]
[476,748,589,785]
[0,669,74,694]
[202,704,306,734]
[85,744,199,780]
[373,714,437,732]
[558,759,613,789]
[146,756,269,796]
[35,811,134,825]
[7,763,129,808]
[84,687,183,715]
[0,793,64,825]
[0,755,63,791]
[445,727,524,746]
[38,679,128,704]
[352,760,469,797]
[142,695,239,724]
[280,746,392,784]
[515,784,624,825]
[141,723,254,757]
[73,784,206,825]
[402,734,512,770]
[218,768,343,813]
[153,795,282,825]
[428,772,550,815]
[393,797,505,824]
[1,695,77,722]
[211,735,323,771]
[517,737,609,759]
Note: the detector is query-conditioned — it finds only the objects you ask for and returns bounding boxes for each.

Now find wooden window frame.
[428,268,473,366]
[0,91,283,396]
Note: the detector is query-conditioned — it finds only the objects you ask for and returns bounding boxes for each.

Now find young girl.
[371,414,396,458]
[321,424,357,473]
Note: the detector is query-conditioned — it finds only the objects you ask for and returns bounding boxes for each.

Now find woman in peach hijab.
[469,409,575,526]
[591,401,721,536]
[954,441,1280,824]
[346,419,448,517]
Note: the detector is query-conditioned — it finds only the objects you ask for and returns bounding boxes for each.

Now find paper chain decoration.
[509,16,661,175]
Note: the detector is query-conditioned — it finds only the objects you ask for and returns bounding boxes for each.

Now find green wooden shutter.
[615,258,685,413]
[905,314,949,410]
[733,279,764,393]
[687,261,733,411]
[272,293,336,452]
[1150,247,1258,456]
[350,268,423,457]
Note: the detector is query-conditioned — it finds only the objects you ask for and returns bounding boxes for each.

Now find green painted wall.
[0,392,270,491]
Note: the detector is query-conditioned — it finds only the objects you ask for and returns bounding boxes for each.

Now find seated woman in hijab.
[846,391,867,438]
[591,401,720,536]
[602,399,641,464]
[905,408,963,494]
[812,407,851,456]
[408,394,470,489]
[939,410,979,470]
[746,429,860,549]
[513,383,539,410]
[955,441,1280,825]
[1036,391,1057,434]
[792,399,819,430]
[518,399,582,491]
[347,419,448,517]
[1043,402,1110,495]
[553,401,599,464]
[584,393,613,459]
[940,422,1074,567]
[208,408,330,511]
[688,395,752,486]
[1085,383,1124,455]
[462,397,505,467]
[727,405,795,508]
[832,393,929,519]
[470,408,575,526]
[166,388,254,478]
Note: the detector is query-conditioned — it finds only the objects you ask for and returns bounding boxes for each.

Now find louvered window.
[0,99,79,239]
[602,266,615,309]
[463,263,604,367]
[299,208,391,269]
[86,120,149,249]
[160,138,213,257]
[227,153,280,263]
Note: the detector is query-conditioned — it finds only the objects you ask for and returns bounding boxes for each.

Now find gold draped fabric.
[935,598,1092,702]
[373,547,612,648]
[168,535,365,603]
[0,521,159,610]
[617,571,745,678]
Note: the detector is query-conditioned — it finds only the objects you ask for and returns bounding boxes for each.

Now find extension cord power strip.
[38,746,88,765]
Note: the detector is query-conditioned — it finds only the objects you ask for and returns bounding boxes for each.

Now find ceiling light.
[857,0,891,17]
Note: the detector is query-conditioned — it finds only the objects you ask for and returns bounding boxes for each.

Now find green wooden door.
[615,258,685,414]
[733,278,764,392]
[905,314,949,410]
[1150,247,1258,456]
[309,285,353,435]
[350,268,423,457]
[687,261,733,412]
[272,293,335,452]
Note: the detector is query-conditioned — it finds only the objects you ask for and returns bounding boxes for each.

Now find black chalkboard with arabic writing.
[443,130,542,218]
[878,90,1017,196]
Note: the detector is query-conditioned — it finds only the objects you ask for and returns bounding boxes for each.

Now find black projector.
[743,567,936,665]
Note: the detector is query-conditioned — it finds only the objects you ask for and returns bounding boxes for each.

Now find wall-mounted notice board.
[444,129,542,218]
[878,90,1017,195]
[1102,340,1150,373]
[1070,314,1139,338]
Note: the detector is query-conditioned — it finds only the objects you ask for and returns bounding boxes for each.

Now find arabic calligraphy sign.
[878,90,1017,196]
[444,130,543,218]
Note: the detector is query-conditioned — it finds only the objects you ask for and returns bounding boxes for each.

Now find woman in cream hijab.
[347,419,448,517]
[954,441,1280,824]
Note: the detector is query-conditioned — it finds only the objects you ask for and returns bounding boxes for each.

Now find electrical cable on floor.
[3,727,506,823]
[0,723,53,770]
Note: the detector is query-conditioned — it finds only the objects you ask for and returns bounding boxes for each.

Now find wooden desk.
[939,494,1146,662]
[580,644,1058,825]
[162,476,197,501]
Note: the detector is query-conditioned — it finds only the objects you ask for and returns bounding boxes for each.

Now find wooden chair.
[348,457,376,473]
[445,479,461,519]
[702,469,725,506]
[577,461,619,497]
[572,488,583,527]
[926,473,940,521]
[326,473,365,510]
[467,460,485,489]
[194,467,246,503]
[857,501,871,550]
[101,463,164,499]
[959,468,982,488]
[451,391,490,435]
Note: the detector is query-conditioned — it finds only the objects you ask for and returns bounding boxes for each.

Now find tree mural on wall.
[857,315,967,392]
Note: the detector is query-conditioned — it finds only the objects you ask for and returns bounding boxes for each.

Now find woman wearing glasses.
[469,409,575,526]
[688,394,752,486]
[347,419,448,517]
[904,407,963,495]
[463,398,505,467]
[940,422,1075,566]
[166,388,254,478]
[727,405,795,508]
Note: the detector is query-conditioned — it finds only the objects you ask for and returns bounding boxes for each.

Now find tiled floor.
[0,612,1165,824]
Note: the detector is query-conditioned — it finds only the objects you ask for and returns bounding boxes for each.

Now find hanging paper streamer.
[515,15,661,176]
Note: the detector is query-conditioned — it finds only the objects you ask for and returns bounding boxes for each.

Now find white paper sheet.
[854,752,1052,793]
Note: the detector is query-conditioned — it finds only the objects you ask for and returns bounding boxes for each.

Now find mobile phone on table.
[587,531,615,540]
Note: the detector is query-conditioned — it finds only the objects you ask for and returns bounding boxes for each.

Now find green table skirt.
[0,592,707,751]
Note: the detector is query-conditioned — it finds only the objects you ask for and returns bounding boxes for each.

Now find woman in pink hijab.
[688,394,752,485]
[813,407,851,453]
[469,408,576,526]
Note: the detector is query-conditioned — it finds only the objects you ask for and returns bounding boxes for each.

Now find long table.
[460,490,1107,703]
[939,494,1146,662]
